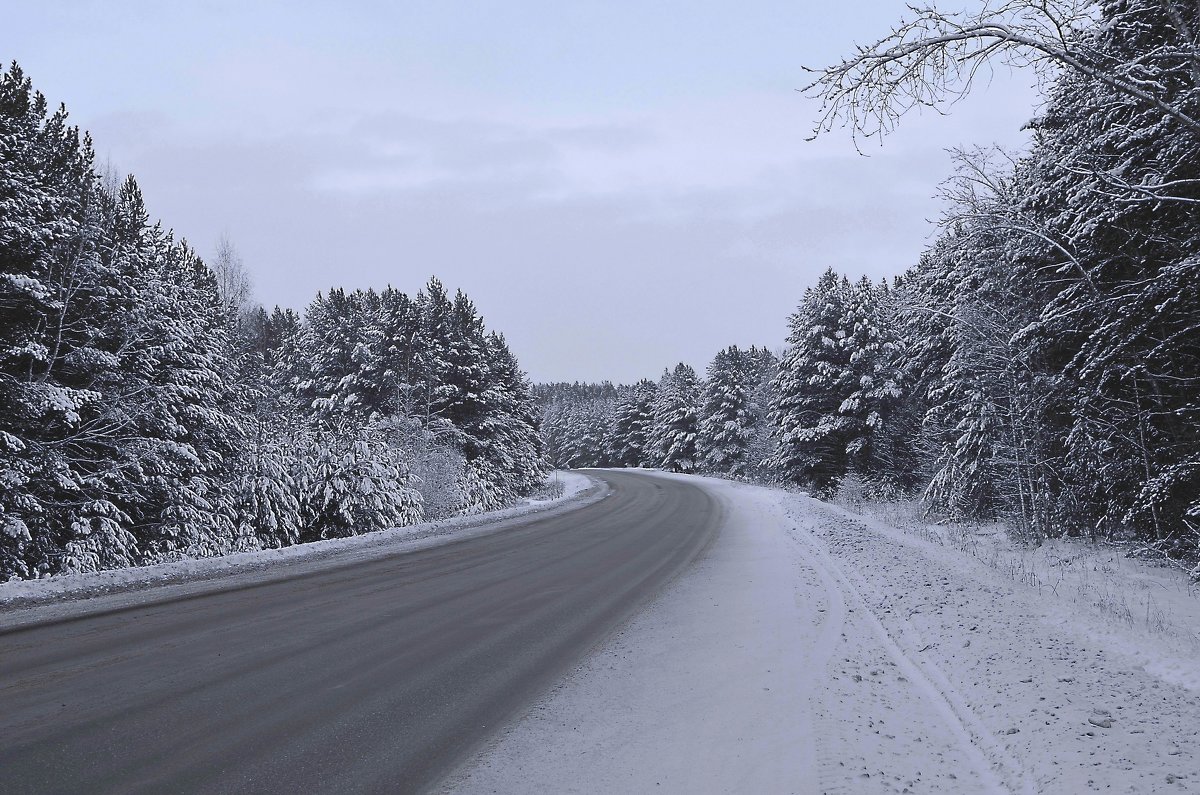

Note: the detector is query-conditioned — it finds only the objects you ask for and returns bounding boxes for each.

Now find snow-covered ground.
[0,471,599,629]
[445,472,1200,794]
[838,496,1200,694]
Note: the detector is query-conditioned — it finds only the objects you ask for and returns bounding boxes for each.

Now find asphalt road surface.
[0,470,720,794]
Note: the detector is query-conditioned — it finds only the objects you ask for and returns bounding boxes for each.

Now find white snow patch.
[834,497,1200,695]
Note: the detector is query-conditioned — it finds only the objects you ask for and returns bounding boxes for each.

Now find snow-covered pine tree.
[698,346,757,477]
[536,395,570,468]
[533,382,620,468]
[608,380,657,467]
[230,417,302,549]
[565,397,616,468]
[744,346,781,480]
[95,182,247,562]
[443,290,493,459]
[771,269,858,494]
[837,276,920,495]
[228,301,306,550]
[373,286,426,417]
[908,151,1068,536]
[1017,0,1200,549]
[857,281,923,496]
[651,364,701,472]
[480,332,548,497]
[415,277,459,434]
[0,62,133,577]
[296,288,378,419]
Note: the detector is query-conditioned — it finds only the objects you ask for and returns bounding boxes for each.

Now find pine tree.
[486,333,548,494]
[744,346,781,480]
[609,380,657,467]
[298,422,423,541]
[373,286,425,417]
[651,364,701,472]
[1019,1,1200,548]
[297,288,377,419]
[771,269,858,494]
[0,62,128,576]
[698,346,758,477]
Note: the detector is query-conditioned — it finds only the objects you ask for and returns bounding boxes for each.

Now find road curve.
[0,470,720,794]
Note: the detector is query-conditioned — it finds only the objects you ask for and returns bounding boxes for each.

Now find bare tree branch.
[804,1,1200,145]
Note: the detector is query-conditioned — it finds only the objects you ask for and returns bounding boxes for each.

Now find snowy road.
[5,471,1199,794]
[448,473,1200,794]
[0,471,718,794]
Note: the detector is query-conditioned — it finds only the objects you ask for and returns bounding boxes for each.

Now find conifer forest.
[0,64,545,579]
[4,0,1200,583]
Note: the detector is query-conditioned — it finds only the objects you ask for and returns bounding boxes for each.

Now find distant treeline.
[537,346,778,479]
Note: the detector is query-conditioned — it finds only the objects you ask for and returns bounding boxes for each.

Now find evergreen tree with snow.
[295,288,378,419]
[478,332,547,497]
[609,380,657,467]
[698,346,758,477]
[297,421,423,541]
[771,269,858,494]
[0,62,130,576]
[744,346,782,480]
[651,364,701,472]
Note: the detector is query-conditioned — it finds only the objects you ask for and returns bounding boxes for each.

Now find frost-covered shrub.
[228,438,302,550]
[371,416,465,520]
[61,502,138,574]
[410,444,466,520]
[298,426,423,540]
[459,459,506,515]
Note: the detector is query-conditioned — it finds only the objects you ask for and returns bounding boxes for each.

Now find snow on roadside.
[787,495,1200,793]
[840,497,1200,694]
[446,472,1200,794]
[0,471,599,625]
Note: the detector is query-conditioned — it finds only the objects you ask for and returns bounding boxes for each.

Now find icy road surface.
[447,472,1200,794]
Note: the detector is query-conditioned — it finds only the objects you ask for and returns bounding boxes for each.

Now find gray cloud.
[80,82,1034,385]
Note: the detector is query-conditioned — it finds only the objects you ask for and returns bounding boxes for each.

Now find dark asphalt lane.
[0,470,720,794]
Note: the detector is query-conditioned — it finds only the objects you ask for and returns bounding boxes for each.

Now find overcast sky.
[8,1,1038,383]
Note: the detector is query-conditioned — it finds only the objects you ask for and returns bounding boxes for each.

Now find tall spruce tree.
[651,364,701,472]
[609,380,657,467]
[772,269,857,494]
[698,346,757,476]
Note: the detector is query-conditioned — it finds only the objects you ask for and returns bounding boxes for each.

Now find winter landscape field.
[4,1,1200,793]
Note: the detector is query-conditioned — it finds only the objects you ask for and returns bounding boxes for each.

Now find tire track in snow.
[788,521,851,795]
[772,499,849,795]
[786,499,1034,795]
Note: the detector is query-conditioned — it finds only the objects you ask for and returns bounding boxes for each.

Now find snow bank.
[837,498,1200,693]
[0,471,600,629]
[792,494,1200,793]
